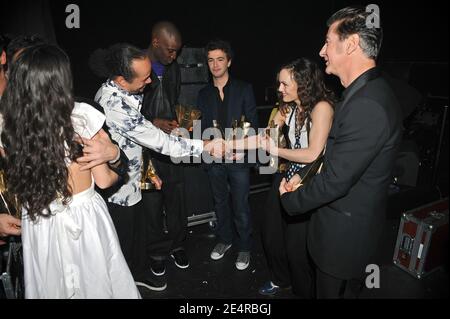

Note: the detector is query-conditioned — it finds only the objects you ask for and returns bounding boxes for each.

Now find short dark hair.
[89,43,147,82]
[151,21,182,43]
[6,34,46,65]
[327,6,383,59]
[205,39,233,60]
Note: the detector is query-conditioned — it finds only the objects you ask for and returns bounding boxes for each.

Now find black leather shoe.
[170,249,190,269]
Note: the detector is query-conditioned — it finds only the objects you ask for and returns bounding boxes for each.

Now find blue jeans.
[207,165,252,252]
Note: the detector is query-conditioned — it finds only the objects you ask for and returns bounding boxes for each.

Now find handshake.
[203,138,239,159]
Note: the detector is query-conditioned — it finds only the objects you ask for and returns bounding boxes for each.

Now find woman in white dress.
[0,44,140,299]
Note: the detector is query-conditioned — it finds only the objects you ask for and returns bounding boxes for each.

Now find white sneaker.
[210,243,232,260]
[235,251,250,270]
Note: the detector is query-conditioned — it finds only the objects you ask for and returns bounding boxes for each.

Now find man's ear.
[0,51,6,66]
[346,34,359,55]
[152,38,159,48]
[115,76,129,89]
[227,59,232,68]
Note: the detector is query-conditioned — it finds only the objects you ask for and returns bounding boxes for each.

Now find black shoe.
[150,259,166,276]
[170,249,190,269]
[135,275,167,292]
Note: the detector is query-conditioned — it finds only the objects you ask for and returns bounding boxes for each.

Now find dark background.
[1,0,448,194]
[1,1,449,300]
[1,0,448,103]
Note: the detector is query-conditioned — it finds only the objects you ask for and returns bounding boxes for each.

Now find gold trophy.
[266,120,288,173]
[175,104,202,132]
[140,157,159,191]
[212,120,225,139]
[232,115,252,140]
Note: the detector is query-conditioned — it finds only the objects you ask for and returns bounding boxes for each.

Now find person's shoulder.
[354,77,400,113]
[231,78,251,88]
[198,83,214,95]
[311,100,334,120]
[313,100,334,112]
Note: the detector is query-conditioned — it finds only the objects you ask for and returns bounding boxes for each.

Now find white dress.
[19,102,141,299]
[21,181,141,299]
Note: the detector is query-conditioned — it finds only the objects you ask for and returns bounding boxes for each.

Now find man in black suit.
[197,39,258,270]
[280,6,403,298]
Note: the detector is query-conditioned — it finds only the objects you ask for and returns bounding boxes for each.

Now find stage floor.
[139,190,449,299]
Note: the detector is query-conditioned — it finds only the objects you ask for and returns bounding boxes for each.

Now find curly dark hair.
[89,43,147,82]
[277,58,335,135]
[0,44,82,221]
[6,34,45,68]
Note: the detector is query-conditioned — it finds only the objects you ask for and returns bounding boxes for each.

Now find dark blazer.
[281,68,403,279]
[197,77,258,137]
[197,77,258,167]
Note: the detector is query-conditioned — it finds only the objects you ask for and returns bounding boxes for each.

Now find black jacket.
[281,68,403,279]
[197,77,259,167]
[141,61,181,122]
[197,77,258,132]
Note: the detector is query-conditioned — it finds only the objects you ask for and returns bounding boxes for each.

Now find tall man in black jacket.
[141,21,189,278]
[280,6,403,298]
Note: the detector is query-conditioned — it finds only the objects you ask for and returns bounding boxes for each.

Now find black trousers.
[261,173,314,297]
[107,201,148,281]
[142,154,188,260]
[316,267,364,299]
[261,174,290,287]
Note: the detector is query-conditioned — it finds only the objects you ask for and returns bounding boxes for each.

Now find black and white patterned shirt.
[95,80,203,206]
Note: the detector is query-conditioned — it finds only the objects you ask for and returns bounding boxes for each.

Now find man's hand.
[204,138,226,158]
[78,129,120,171]
[0,214,21,243]
[153,118,179,134]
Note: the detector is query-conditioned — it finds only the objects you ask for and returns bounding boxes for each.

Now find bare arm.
[276,101,333,163]
[91,162,119,189]
[84,130,119,188]
[228,109,288,151]
[227,134,260,151]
